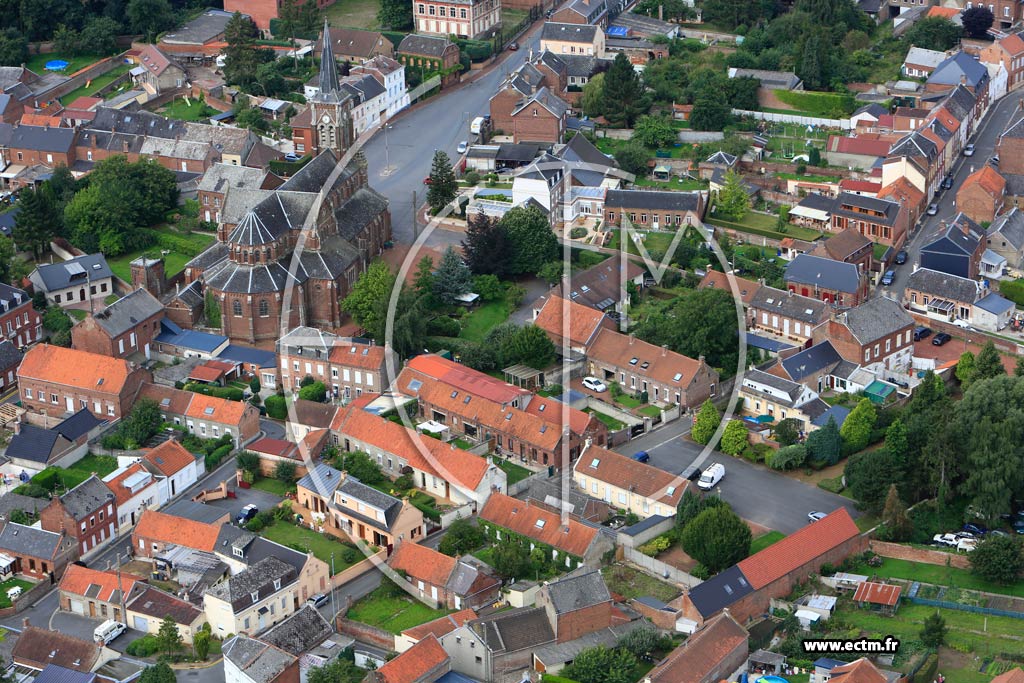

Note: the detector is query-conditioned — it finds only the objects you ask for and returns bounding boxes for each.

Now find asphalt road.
[885,88,1024,298]
[615,416,860,535]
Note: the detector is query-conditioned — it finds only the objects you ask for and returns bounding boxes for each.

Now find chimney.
[661,344,668,356]
[21,617,29,629]
[628,333,635,345]
[122,140,129,153]
[787,288,793,297]
[960,218,970,236]
[658,4,663,20]
[913,261,920,272]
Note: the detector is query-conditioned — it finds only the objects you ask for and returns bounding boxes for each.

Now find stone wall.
[869,540,971,570]
[336,616,396,650]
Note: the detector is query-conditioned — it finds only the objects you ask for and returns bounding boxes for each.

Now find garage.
[69,600,85,615]
[133,615,148,632]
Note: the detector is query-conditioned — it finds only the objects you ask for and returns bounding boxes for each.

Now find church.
[291,20,357,157]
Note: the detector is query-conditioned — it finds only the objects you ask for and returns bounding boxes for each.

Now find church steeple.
[319,18,341,96]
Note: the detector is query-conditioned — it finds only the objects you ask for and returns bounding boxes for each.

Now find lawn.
[459,299,512,343]
[260,522,363,575]
[346,588,448,634]
[584,407,626,431]
[160,97,218,122]
[749,530,785,555]
[873,242,890,260]
[775,173,839,184]
[67,309,87,321]
[59,63,132,105]
[638,405,662,418]
[106,230,215,284]
[473,546,496,567]
[0,579,34,608]
[613,392,642,409]
[502,7,528,27]
[453,438,474,450]
[325,0,381,29]
[15,454,118,496]
[250,477,295,496]
[632,177,707,190]
[706,213,823,242]
[494,457,532,485]
[25,53,107,76]
[851,557,1024,598]
[601,564,681,603]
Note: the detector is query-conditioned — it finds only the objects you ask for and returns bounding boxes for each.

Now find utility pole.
[412,190,419,239]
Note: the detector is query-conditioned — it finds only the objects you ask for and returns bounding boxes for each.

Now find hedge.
[999,279,1024,306]
[268,155,311,177]
[453,38,492,61]
[265,395,287,420]
[206,444,233,470]
[774,90,857,117]
[126,634,161,657]
[912,653,939,683]
[268,18,319,40]
[706,216,822,242]
[185,383,244,402]
[139,229,210,257]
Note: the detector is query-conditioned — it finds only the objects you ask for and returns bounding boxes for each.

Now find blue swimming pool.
[44,60,70,71]
[758,675,791,683]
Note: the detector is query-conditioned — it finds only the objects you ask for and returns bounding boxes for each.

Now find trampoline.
[44,60,69,71]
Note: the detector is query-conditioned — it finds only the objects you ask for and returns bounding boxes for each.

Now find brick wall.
[555,602,613,642]
[336,616,396,650]
[512,107,562,144]
[869,540,971,569]
[956,183,1003,225]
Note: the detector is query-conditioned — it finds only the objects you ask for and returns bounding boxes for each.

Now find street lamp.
[382,124,394,177]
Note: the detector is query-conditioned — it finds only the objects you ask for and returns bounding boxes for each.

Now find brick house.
[647,612,749,683]
[999,107,1024,174]
[1,124,76,172]
[387,541,501,610]
[956,165,1006,225]
[129,44,186,94]
[980,34,1024,91]
[223,0,336,32]
[478,492,613,569]
[540,23,605,57]
[811,297,915,375]
[40,476,117,556]
[551,0,607,26]
[534,569,614,643]
[0,523,76,582]
[903,267,984,325]
[902,46,946,79]
[986,207,1024,270]
[71,288,164,360]
[920,213,985,279]
[829,192,908,250]
[125,584,206,644]
[58,564,140,621]
[197,164,277,224]
[586,328,719,408]
[136,383,260,445]
[397,35,462,89]
[142,438,205,499]
[877,177,926,230]
[738,369,830,434]
[0,283,41,349]
[508,88,570,144]
[368,635,450,683]
[276,327,389,400]
[698,270,762,306]
[414,0,500,39]
[102,462,164,533]
[18,345,150,420]
[533,295,612,354]
[132,509,220,559]
[603,189,705,228]
[679,508,865,626]
[785,254,869,306]
[748,286,829,347]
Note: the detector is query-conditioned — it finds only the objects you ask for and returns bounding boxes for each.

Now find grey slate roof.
[260,605,333,655]
[497,143,542,163]
[0,522,64,558]
[541,22,598,42]
[974,292,1015,315]
[336,475,404,532]
[223,636,296,683]
[471,607,556,653]
[162,500,229,525]
[214,526,309,575]
[30,254,112,293]
[61,475,115,520]
[785,254,861,294]
[749,286,828,324]
[989,207,1024,250]
[398,34,453,58]
[279,150,342,193]
[928,51,989,88]
[206,556,296,610]
[6,425,63,463]
[811,404,850,428]
[33,665,96,683]
[797,193,836,213]
[559,132,616,168]
[924,213,982,256]
[0,340,22,372]
[161,9,237,45]
[781,341,843,381]
[513,87,570,118]
[685,564,753,617]
[89,107,188,138]
[0,123,75,153]
[832,192,900,227]
[543,569,610,614]
[889,129,938,161]
[840,296,914,344]
[90,288,164,337]
[853,103,886,118]
[336,187,389,240]
[198,164,266,194]
[743,369,803,405]
[605,189,701,211]
[0,493,46,519]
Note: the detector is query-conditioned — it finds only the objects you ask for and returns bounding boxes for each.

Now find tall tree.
[797,33,829,91]
[427,150,457,213]
[716,170,750,221]
[881,484,911,541]
[962,6,994,39]
[138,663,176,683]
[720,419,749,456]
[13,185,59,260]
[839,398,877,454]
[806,415,841,465]
[956,350,976,386]
[969,535,1024,584]
[0,27,28,66]
[126,0,176,39]
[690,91,731,132]
[377,0,413,29]
[920,612,947,649]
[491,541,531,580]
[563,646,639,683]
[499,205,558,275]
[973,341,1005,383]
[691,399,720,445]
[340,260,396,342]
[957,376,1024,519]
[633,115,677,148]
[681,505,752,573]
[462,212,512,277]
[505,325,556,370]
[581,72,605,118]
[433,246,472,305]
[223,12,269,88]
[412,255,436,299]
[602,53,645,127]
[905,16,963,52]
[1015,356,1024,377]
[156,616,182,655]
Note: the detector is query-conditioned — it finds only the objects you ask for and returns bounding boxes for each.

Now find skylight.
[408,379,422,392]
[672,373,683,381]
[666,486,675,496]
[204,407,215,415]
[535,519,546,529]
[590,458,600,468]
[629,358,638,365]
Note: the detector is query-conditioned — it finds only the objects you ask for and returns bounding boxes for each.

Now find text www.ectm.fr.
[802,638,901,654]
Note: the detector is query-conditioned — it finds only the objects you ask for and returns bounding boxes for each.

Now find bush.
[818,476,845,494]
[638,535,671,556]
[427,315,461,337]
[275,460,297,483]
[464,170,480,185]
[569,227,588,239]
[126,634,162,657]
[265,395,287,419]
[298,381,327,403]
[206,444,232,470]
[185,383,244,401]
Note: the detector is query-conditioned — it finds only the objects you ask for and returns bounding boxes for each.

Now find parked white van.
[697,463,725,490]
[470,116,486,135]
[94,620,126,644]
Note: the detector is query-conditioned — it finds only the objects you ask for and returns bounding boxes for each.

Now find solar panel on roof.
[64,262,86,276]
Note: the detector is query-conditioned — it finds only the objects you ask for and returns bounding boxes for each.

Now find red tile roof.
[533,295,610,348]
[852,581,902,606]
[13,628,100,672]
[960,165,1006,198]
[992,669,1024,683]
[1000,33,1024,56]
[103,462,156,506]
[388,541,457,589]
[523,393,595,436]
[829,658,888,683]
[648,612,748,683]
[587,327,705,390]
[329,341,388,370]
[184,392,250,425]
[188,365,227,383]
[839,180,881,194]
[19,344,134,395]
[736,508,859,589]
[333,405,492,491]
[59,564,140,602]
[878,177,925,209]
[248,437,297,458]
[927,6,960,18]
[479,492,599,557]
[133,509,220,552]
[66,96,102,111]
[401,609,477,642]
[376,634,448,683]
[138,383,192,415]
[143,439,197,476]
[405,354,528,405]
[828,135,894,157]
[574,445,687,509]
[698,270,761,305]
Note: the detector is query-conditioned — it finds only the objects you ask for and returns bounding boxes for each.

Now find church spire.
[319,18,340,95]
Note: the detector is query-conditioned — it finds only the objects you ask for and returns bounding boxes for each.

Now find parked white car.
[957,537,978,552]
[582,376,607,392]
[932,533,959,547]
[94,620,126,644]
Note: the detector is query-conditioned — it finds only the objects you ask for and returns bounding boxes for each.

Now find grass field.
[106,230,215,284]
[251,477,294,496]
[59,63,132,105]
[325,0,381,29]
[160,97,218,122]
[26,53,107,75]
[346,588,448,633]
[502,7,528,27]
[706,214,823,242]
[851,557,1024,598]
[67,309,88,321]
[494,458,532,484]
[260,522,362,574]
[749,530,785,555]
[0,579,35,608]
[601,564,681,603]
[632,177,707,190]
[459,299,512,342]
[584,407,626,431]
[16,454,118,496]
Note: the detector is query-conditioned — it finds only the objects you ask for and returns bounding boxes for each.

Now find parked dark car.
[932,332,952,346]
[881,270,895,286]
[681,465,702,481]
[942,175,954,190]
[963,523,988,536]
[632,451,650,463]
[236,504,258,525]
[914,326,931,341]
[895,250,908,265]
[507,41,519,50]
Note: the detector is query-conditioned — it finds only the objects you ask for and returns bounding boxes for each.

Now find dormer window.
[233,547,244,558]
[273,579,281,591]
[251,591,259,603]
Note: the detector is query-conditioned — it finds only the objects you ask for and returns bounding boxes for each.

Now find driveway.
[616,418,860,535]
[203,483,283,520]
[259,418,286,440]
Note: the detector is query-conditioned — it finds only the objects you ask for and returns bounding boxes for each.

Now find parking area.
[203,484,284,519]
[49,611,145,655]
[912,334,1017,373]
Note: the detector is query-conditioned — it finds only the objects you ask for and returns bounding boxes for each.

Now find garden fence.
[731,109,853,130]
[907,596,1024,620]
[622,546,701,588]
